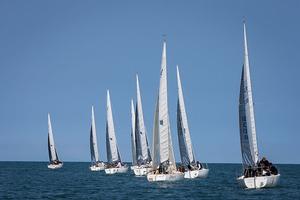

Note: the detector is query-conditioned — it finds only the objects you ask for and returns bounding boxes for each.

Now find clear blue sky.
[0,0,299,164]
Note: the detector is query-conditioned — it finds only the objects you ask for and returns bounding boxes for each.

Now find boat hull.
[105,166,128,174]
[237,174,280,189]
[147,171,184,182]
[184,168,209,179]
[47,163,63,169]
[90,162,105,171]
[133,166,152,176]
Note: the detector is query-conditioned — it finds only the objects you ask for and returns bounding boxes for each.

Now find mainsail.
[239,22,259,168]
[131,99,137,166]
[106,90,121,163]
[48,113,59,162]
[152,41,176,170]
[135,75,152,164]
[90,106,100,164]
[176,66,196,166]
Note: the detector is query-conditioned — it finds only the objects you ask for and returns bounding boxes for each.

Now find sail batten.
[106,90,121,163]
[176,66,195,166]
[239,22,259,168]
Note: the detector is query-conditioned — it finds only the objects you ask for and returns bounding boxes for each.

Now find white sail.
[176,66,195,166]
[48,113,58,162]
[239,22,259,167]
[90,106,100,163]
[106,90,121,163]
[152,41,176,170]
[131,99,137,165]
[152,96,160,169]
[135,74,152,164]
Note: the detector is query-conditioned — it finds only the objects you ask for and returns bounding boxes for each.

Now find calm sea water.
[0,162,299,199]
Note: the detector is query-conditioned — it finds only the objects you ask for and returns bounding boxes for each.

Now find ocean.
[1,162,299,199]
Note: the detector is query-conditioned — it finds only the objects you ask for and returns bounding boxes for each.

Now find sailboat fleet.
[46,21,280,188]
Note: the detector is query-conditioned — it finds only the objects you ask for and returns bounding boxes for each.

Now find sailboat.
[147,41,184,182]
[47,113,63,169]
[176,66,209,179]
[89,106,105,171]
[132,75,152,176]
[104,90,128,174]
[237,22,280,188]
[130,99,137,171]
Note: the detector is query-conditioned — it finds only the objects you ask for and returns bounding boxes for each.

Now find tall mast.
[90,106,99,163]
[135,74,151,163]
[131,99,137,165]
[239,21,259,167]
[176,66,195,165]
[106,90,121,163]
[48,113,58,162]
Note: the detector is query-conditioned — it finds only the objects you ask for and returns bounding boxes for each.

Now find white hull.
[184,168,209,179]
[90,163,105,171]
[105,166,128,174]
[237,174,280,189]
[133,166,152,176]
[147,171,184,182]
[47,163,63,169]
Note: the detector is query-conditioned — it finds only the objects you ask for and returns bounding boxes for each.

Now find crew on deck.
[51,160,62,165]
[244,157,278,178]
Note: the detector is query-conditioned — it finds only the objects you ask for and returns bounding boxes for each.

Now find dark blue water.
[0,162,299,199]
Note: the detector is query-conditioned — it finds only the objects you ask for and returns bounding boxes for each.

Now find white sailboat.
[89,106,105,171]
[47,113,63,169]
[105,90,128,174]
[132,75,152,176]
[130,99,137,171]
[176,66,209,179]
[237,22,280,189]
[147,41,184,182]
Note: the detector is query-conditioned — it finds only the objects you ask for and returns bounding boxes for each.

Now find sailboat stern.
[147,171,184,182]
[47,162,63,169]
[237,174,280,189]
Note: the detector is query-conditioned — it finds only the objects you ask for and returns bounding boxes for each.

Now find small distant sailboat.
[176,66,209,179]
[130,99,137,171]
[47,113,63,169]
[237,22,280,189]
[147,41,184,182]
[105,90,128,174]
[89,106,105,171]
[132,75,152,176]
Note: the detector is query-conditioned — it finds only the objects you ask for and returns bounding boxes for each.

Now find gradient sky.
[0,0,299,164]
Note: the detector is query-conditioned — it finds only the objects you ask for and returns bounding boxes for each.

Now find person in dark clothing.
[158,164,163,174]
[270,165,278,175]
[196,161,202,169]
